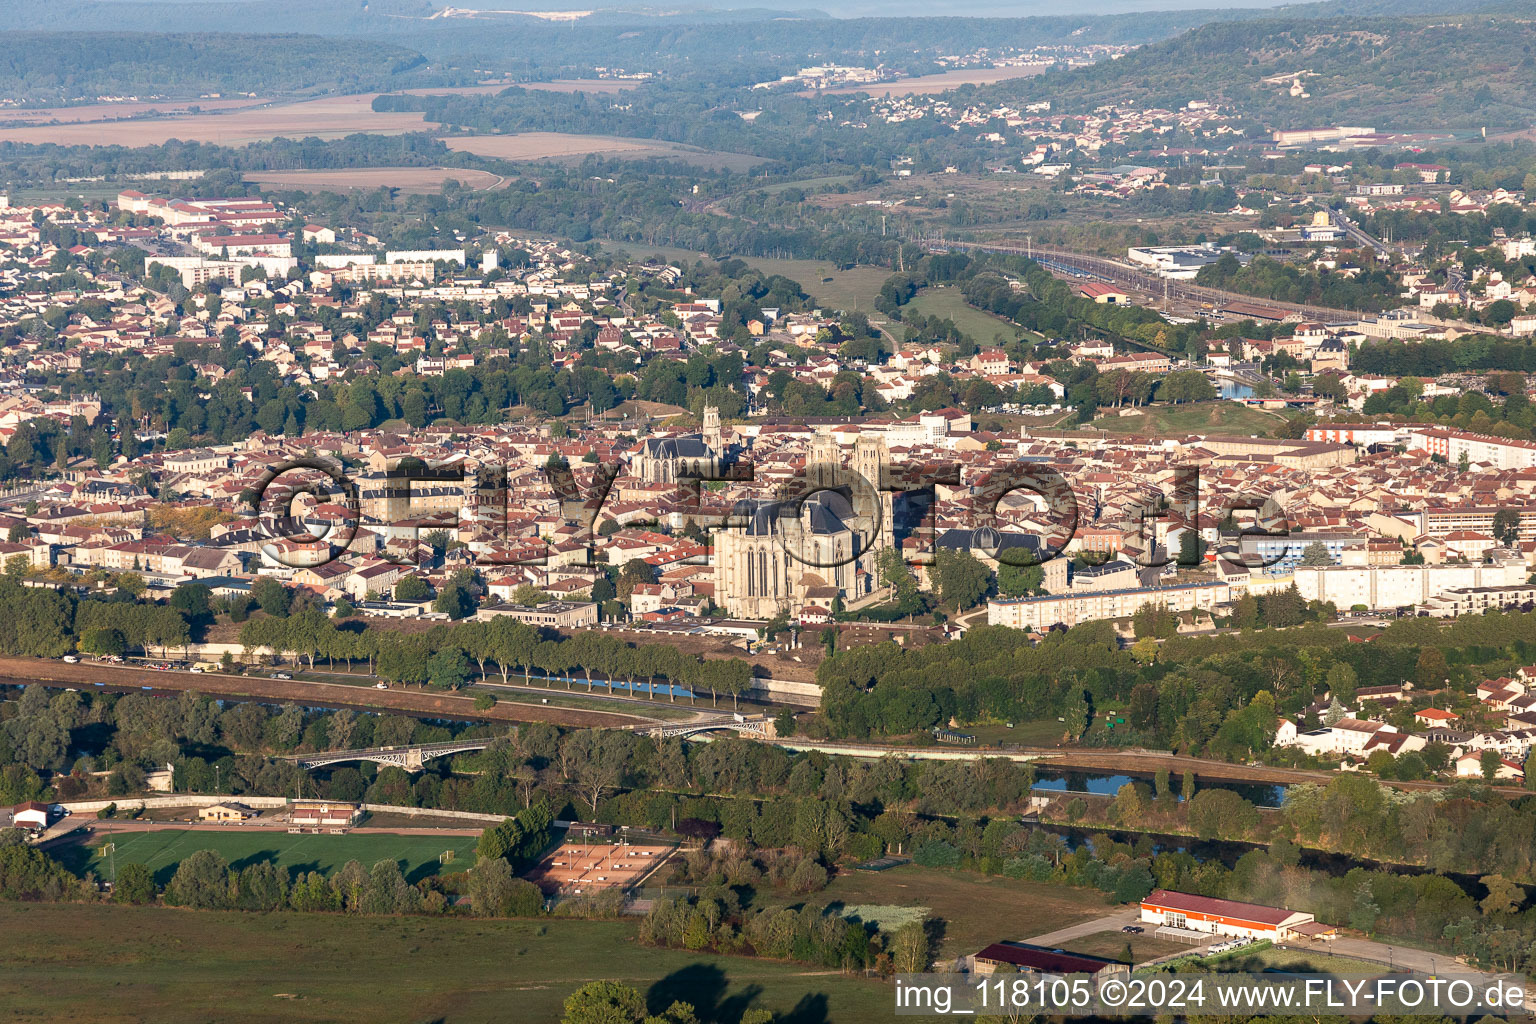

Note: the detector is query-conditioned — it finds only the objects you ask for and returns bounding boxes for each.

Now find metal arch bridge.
[643,714,772,740]
[284,739,494,772]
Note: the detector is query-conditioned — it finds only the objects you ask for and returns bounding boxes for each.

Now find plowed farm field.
[244,167,507,192]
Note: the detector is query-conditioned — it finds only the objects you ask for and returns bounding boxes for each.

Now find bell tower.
[702,404,722,454]
[808,429,840,491]
[853,432,893,553]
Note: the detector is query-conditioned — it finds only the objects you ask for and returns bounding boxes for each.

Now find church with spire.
[631,404,738,485]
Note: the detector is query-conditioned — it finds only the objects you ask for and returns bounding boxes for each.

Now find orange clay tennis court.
[525,842,671,894]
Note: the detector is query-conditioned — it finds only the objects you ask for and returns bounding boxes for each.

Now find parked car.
[61,655,79,663]
[274,673,292,680]
[374,682,388,690]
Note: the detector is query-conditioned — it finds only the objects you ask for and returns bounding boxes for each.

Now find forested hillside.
[991,14,1536,130]
[0,0,1525,86]
[0,34,437,106]
[0,0,1494,72]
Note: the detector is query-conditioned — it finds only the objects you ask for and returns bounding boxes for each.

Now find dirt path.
[0,656,641,729]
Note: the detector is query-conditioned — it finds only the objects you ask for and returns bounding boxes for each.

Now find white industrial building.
[1126,244,1246,280]
[1141,890,1323,942]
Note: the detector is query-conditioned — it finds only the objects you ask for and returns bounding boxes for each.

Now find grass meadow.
[0,904,892,1024]
[56,829,478,886]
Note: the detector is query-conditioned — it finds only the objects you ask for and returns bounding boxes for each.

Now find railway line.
[926,237,1364,324]
[0,656,645,729]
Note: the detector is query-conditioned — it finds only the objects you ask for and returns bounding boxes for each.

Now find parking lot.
[1024,907,1147,949]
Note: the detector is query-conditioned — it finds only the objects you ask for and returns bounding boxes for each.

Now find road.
[0,655,647,729]
[1330,209,1391,258]
[1273,938,1529,988]
[53,819,486,840]
[751,736,1533,798]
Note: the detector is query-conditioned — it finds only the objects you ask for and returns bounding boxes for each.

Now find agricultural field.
[244,167,508,193]
[0,903,894,1024]
[904,286,1030,346]
[815,864,1112,960]
[1088,400,1290,437]
[516,79,645,94]
[53,827,478,886]
[0,96,270,125]
[808,64,1049,96]
[0,93,429,147]
[394,84,521,99]
[442,133,765,171]
[0,85,525,148]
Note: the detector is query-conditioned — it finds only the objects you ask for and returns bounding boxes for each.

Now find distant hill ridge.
[0,32,446,106]
[974,9,1536,131]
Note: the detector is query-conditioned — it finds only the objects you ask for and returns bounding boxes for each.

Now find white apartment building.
[987,581,1230,631]
[164,449,230,476]
[1422,584,1536,617]
[1410,428,1536,470]
[315,254,377,269]
[385,249,466,265]
[1294,560,1527,610]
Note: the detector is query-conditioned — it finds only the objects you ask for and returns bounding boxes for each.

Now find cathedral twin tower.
[715,420,894,620]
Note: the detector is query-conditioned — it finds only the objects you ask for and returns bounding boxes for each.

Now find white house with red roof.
[11,801,49,829]
[969,348,1012,377]
[1454,752,1525,781]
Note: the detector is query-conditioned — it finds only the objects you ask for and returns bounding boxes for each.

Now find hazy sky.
[804,0,1292,12]
[429,0,1298,14]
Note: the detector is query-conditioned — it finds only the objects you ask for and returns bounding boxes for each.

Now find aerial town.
[4,1,1536,1022]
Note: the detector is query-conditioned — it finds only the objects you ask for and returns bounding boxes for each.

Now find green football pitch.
[63,829,478,886]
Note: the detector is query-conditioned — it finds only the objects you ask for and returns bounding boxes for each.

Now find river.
[1027,770,1487,898]
[1032,767,1287,808]
[1032,819,1485,897]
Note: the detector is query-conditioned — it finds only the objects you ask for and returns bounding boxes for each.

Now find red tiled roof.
[1143,890,1299,927]
[974,944,1119,974]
